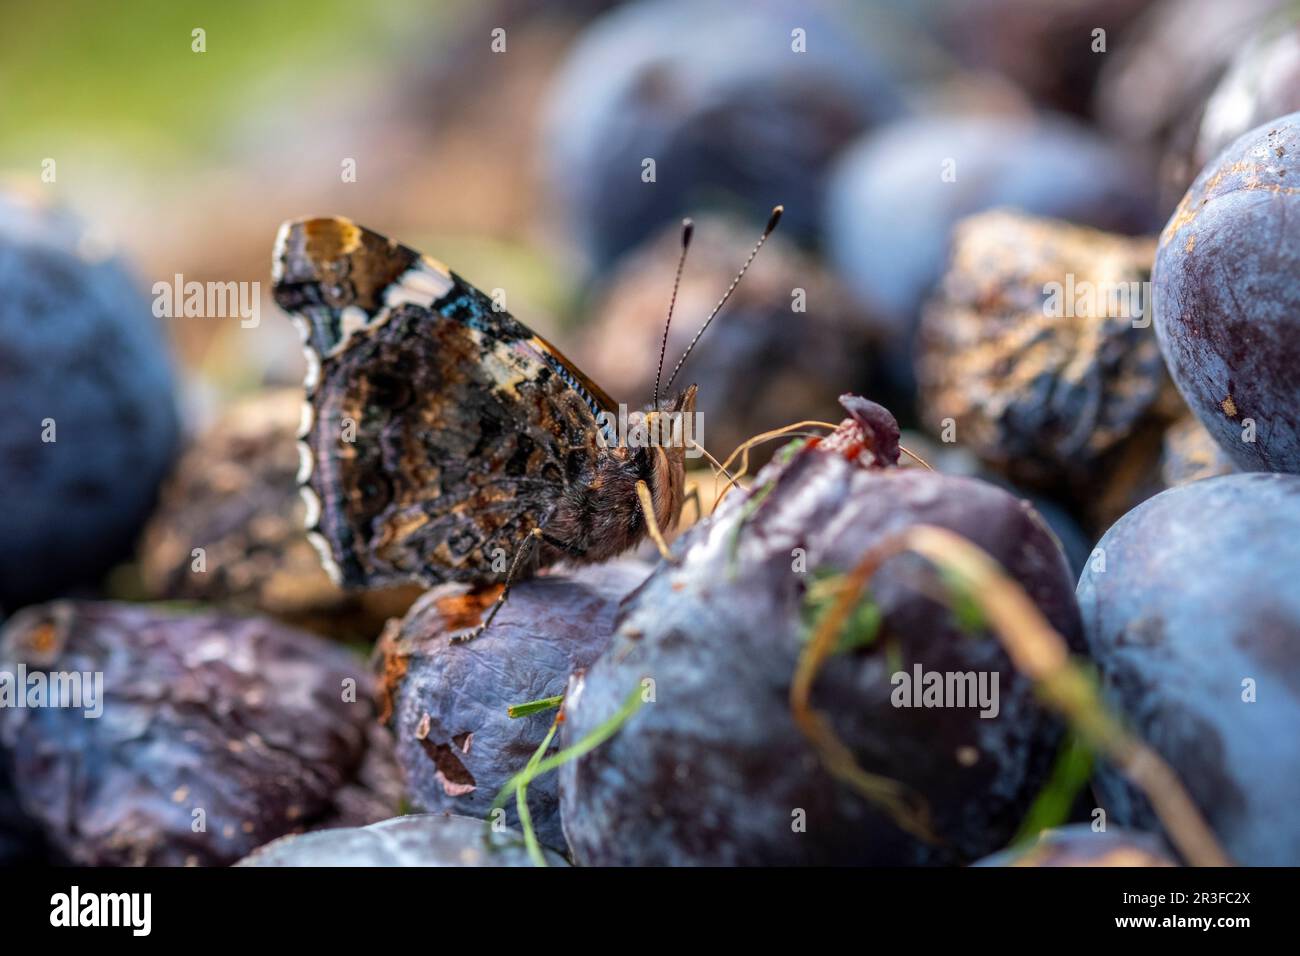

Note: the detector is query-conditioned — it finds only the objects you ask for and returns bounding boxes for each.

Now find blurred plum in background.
[824,113,1158,354]
[0,192,180,613]
[542,0,906,272]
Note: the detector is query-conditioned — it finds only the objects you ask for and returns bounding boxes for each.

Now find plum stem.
[791,524,1233,867]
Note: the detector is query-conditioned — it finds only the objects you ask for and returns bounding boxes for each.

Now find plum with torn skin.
[379,560,650,853]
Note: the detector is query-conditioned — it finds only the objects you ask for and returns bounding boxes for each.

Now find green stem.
[507,694,565,719]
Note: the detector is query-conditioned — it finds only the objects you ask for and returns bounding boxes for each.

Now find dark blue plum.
[235,814,568,867]
[382,562,648,852]
[0,193,180,611]
[543,0,905,270]
[1153,112,1300,473]
[559,397,1084,865]
[1077,473,1300,865]
[825,114,1157,342]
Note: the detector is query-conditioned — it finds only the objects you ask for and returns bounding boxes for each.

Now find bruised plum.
[0,601,399,866]
[381,562,648,852]
[1077,473,1300,865]
[972,824,1175,867]
[235,814,568,867]
[559,396,1084,865]
[1153,112,1300,473]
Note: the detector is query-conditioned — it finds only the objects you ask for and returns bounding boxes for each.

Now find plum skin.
[1153,112,1300,473]
[1076,472,1300,865]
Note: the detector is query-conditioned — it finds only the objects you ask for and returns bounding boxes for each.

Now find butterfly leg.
[635,479,680,564]
[682,484,703,525]
[451,527,544,644]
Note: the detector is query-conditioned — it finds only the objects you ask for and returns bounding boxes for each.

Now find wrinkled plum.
[235,813,568,867]
[381,562,648,852]
[972,824,1175,867]
[0,601,399,866]
[139,388,420,640]
[1153,112,1300,473]
[918,210,1176,506]
[543,0,904,270]
[559,396,1084,865]
[1077,473,1300,865]
[825,114,1157,343]
[0,192,180,611]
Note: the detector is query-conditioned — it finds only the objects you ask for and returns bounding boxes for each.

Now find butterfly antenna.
[653,218,695,409]
[664,205,782,394]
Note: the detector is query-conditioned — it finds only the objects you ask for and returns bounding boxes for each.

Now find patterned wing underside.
[272,217,616,588]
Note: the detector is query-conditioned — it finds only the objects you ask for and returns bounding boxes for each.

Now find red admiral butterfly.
[272,209,780,638]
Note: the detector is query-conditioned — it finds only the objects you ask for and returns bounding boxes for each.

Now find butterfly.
[272,209,780,638]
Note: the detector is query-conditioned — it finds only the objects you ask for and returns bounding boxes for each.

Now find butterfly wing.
[273,217,618,588]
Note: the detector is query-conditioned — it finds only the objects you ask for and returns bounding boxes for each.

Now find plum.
[235,814,568,867]
[1076,473,1300,865]
[381,561,649,852]
[138,388,420,641]
[972,824,1175,867]
[559,395,1084,865]
[918,210,1176,507]
[576,215,893,462]
[542,0,904,270]
[897,430,1094,579]
[824,114,1158,345]
[0,192,180,611]
[1153,112,1300,473]
[1094,0,1283,206]
[1195,25,1300,172]
[0,601,399,866]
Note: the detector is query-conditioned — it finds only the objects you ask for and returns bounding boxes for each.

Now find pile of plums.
[3,0,1300,868]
